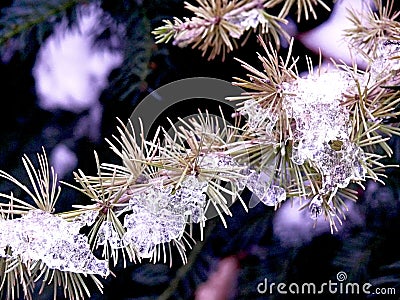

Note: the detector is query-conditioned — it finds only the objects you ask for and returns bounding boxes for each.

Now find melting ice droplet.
[309,195,323,220]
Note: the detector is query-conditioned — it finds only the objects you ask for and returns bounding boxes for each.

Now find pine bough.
[0,0,400,299]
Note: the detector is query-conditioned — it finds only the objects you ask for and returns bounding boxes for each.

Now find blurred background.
[0,0,400,299]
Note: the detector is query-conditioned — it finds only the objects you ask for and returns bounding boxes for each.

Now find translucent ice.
[123,176,208,258]
[73,210,98,227]
[370,40,400,80]
[240,101,277,133]
[199,153,248,186]
[0,210,109,277]
[282,71,366,191]
[97,220,125,249]
[124,208,185,258]
[227,8,267,38]
[246,170,286,207]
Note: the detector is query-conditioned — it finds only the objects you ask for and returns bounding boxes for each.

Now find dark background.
[1,0,400,299]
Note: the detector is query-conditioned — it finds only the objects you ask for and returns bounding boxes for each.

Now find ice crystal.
[123,176,208,258]
[199,152,250,191]
[73,210,98,227]
[124,207,185,258]
[313,141,366,191]
[199,152,248,187]
[246,170,286,206]
[370,40,400,80]
[97,220,125,250]
[240,101,277,133]
[0,210,109,277]
[173,26,205,48]
[228,9,267,38]
[283,71,353,144]
[168,175,208,222]
[199,153,238,169]
[283,71,366,191]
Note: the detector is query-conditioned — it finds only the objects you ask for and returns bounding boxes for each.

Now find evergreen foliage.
[0,1,400,299]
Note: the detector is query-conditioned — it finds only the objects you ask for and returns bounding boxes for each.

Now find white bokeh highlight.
[33,5,122,113]
[298,0,374,68]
